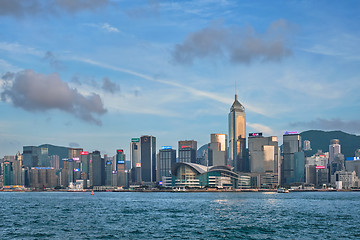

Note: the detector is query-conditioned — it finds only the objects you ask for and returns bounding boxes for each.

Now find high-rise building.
[23,144,69,168]
[141,135,156,183]
[105,160,112,186]
[282,132,305,185]
[116,149,127,187]
[13,152,24,185]
[3,161,13,186]
[346,158,360,177]
[30,167,57,189]
[49,155,60,170]
[303,140,311,151]
[61,158,69,187]
[68,158,75,184]
[208,134,227,166]
[196,144,210,166]
[157,146,176,182]
[130,138,141,184]
[228,94,246,172]
[249,134,279,173]
[178,140,197,163]
[329,139,344,175]
[69,148,83,159]
[248,134,279,188]
[23,146,39,167]
[90,151,103,187]
[329,139,341,163]
[80,151,90,180]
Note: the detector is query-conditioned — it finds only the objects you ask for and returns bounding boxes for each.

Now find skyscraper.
[329,139,341,164]
[178,140,197,163]
[208,134,227,166]
[130,138,141,184]
[157,146,176,182]
[90,151,103,187]
[282,132,304,185]
[3,161,13,186]
[229,94,246,172]
[141,135,156,183]
[116,149,127,187]
[329,139,344,175]
[13,152,24,185]
[248,134,279,173]
[105,160,112,186]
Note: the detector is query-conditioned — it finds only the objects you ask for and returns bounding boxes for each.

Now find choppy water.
[0,191,359,239]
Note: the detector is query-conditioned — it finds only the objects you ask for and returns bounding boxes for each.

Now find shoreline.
[1,188,360,193]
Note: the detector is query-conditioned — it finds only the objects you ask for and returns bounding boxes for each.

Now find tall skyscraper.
[105,160,112,186]
[61,158,69,187]
[178,140,197,163]
[208,134,227,166]
[229,94,246,172]
[157,146,176,182]
[130,138,141,184]
[13,152,24,185]
[116,149,127,187]
[141,135,156,183]
[90,151,103,187]
[282,132,305,185]
[329,139,341,164]
[80,151,90,183]
[3,161,13,186]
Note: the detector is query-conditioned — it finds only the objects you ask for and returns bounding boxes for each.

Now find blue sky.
[1,0,360,158]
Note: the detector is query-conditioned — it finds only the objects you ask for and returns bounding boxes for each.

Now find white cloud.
[101,23,119,33]
[84,23,120,33]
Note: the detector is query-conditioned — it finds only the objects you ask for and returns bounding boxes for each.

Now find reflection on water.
[212,199,229,204]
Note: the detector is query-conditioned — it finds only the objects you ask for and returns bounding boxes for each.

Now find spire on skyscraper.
[230,93,245,112]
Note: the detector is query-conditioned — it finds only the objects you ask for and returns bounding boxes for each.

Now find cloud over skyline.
[172,19,293,65]
[1,70,107,125]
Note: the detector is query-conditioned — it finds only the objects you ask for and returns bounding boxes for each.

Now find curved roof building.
[171,162,250,189]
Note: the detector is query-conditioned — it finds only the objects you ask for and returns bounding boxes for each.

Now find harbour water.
[1,191,359,239]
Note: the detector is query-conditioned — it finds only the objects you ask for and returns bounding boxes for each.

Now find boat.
[277,188,289,193]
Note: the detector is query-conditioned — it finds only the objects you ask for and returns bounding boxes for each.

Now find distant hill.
[300,130,360,158]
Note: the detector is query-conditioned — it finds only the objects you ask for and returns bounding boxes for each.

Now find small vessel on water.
[277,188,289,193]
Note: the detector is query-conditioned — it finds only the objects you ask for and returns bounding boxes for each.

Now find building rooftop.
[230,94,245,112]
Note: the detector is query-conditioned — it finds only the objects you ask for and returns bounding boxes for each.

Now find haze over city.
[1,0,360,157]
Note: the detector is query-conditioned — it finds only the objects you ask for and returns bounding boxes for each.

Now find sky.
[1,0,360,158]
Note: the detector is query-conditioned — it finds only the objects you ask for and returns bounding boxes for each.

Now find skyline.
[1,0,360,157]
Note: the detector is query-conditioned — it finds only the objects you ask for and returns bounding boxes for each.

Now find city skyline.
[1,1,360,157]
